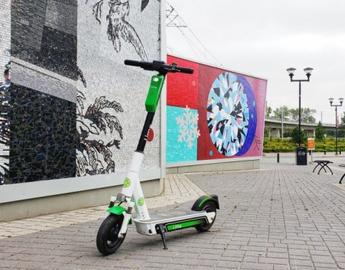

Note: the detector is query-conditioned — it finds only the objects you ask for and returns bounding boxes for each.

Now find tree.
[270,106,316,123]
[302,108,317,123]
[339,112,345,138]
[289,108,316,123]
[273,106,290,120]
[315,121,325,141]
[291,127,306,144]
[265,106,272,118]
[340,112,345,128]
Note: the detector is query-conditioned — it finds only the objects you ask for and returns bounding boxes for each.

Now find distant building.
[265,118,336,138]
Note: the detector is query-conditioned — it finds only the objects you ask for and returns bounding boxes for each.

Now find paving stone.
[259,257,289,265]
[0,174,204,239]
[240,262,274,269]
[1,163,345,269]
[273,265,290,270]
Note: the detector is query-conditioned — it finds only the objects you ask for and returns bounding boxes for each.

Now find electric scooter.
[96,59,220,255]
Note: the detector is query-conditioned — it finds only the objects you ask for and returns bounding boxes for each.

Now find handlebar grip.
[177,67,194,74]
[124,60,145,67]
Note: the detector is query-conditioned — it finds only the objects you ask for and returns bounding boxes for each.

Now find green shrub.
[263,137,345,153]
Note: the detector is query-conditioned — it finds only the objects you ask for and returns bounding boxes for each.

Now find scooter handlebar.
[176,67,194,74]
[124,59,193,74]
[124,59,146,67]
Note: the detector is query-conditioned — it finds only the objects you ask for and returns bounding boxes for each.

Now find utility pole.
[329,98,343,155]
[281,109,284,139]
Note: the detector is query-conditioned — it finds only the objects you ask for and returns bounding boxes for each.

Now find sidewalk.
[0,174,205,239]
[1,162,345,269]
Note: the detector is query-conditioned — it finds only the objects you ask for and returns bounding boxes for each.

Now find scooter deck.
[134,210,207,225]
[132,210,215,250]
[132,210,214,236]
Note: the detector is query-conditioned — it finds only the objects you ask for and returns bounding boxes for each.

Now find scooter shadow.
[126,228,216,251]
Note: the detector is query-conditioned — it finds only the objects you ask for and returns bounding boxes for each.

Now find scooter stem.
[136,112,155,153]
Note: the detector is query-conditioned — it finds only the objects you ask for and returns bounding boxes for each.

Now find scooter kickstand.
[157,224,168,250]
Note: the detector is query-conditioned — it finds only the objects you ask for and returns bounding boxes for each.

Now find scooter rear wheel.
[96,214,125,255]
[195,201,217,232]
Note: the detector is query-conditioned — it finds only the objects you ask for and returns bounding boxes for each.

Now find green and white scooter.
[96,59,219,255]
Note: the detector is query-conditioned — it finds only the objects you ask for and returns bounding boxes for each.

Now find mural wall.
[0,0,11,185]
[0,0,11,69]
[0,0,162,191]
[78,0,162,176]
[8,0,78,184]
[0,67,10,185]
[166,55,267,165]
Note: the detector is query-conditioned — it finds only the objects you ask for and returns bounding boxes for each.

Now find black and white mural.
[78,0,162,176]
[11,0,78,79]
[9,84,77,183]
[85,0,150,60]
[1,0,162,187]
[0,65,11,185]
[0,0,11,70]
[76,70,124,176]
[6,0,78,184]
[0,0,11,185]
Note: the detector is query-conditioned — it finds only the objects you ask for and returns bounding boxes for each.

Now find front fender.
[107,205,126,215]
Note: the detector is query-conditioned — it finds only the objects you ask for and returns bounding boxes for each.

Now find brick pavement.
[1,163,345,269]
[0,174,204,239]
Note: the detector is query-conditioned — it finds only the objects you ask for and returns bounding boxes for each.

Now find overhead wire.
[166,2,223,67]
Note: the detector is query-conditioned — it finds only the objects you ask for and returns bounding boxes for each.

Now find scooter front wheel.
[96,214,125,255]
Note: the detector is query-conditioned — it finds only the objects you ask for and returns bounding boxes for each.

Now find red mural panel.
[167,55,199,109]
[166,55,267,163]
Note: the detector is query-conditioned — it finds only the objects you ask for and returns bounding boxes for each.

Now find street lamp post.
[287,67,313,165]
[329,97,343,155]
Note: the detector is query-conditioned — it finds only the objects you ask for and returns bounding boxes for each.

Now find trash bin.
[296,147,307,165]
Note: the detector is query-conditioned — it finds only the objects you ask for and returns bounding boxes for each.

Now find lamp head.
[339,97,344,106]
[286,67,296,79]
[329,97,334,106]
[304,67,313,79]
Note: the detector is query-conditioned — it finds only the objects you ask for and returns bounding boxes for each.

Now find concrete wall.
[0,0,164,219]
[167,159,260,174]
[0,178,163,221]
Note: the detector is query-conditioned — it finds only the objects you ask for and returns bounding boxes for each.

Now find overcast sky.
[166,0,345,124]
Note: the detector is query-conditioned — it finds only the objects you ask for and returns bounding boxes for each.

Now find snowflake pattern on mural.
[207,72,256,156]
[176,106,200,149]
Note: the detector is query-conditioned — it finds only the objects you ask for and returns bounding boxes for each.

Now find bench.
[312,160,333,175]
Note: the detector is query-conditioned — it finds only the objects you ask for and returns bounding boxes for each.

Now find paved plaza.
[1,158,345,269]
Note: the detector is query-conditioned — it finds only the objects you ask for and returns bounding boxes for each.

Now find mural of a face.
[107,0,130,52]
[108,0,129,20]
[87,0,148,60]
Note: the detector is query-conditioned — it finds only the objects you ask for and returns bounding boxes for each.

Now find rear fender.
[191,194,220,211]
